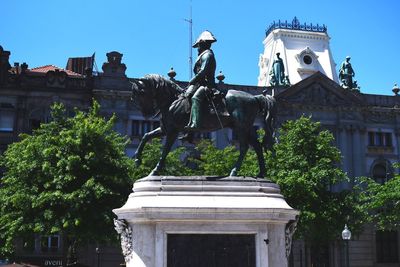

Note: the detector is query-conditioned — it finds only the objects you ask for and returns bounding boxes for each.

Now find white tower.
[258,17,339,86]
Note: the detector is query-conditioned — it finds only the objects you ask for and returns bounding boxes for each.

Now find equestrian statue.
[130,31,276,178]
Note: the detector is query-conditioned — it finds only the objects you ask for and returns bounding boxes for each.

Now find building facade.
[0,17,399,267]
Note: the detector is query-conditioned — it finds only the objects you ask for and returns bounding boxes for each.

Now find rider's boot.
[184,97,202,130]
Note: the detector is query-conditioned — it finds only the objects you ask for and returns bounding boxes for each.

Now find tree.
[358,170,400,230]
[0,102,134,259]
[265,116,366,245]
[132,138,195,179]
[191,139,259,177]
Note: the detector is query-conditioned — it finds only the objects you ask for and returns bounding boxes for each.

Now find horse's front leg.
[134,127,163,166]
[149,131,178,176]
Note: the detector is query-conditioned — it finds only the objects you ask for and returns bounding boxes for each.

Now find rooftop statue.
[270,52,289,86]
[130,31,277,178]
[339,56,359,91]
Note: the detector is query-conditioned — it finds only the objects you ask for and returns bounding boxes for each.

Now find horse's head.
[130,77,157,118]
[130,74,183,117]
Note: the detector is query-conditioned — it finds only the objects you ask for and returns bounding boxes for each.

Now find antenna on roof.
[184,0,193,80]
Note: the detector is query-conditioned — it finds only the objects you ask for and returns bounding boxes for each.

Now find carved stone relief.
[284,84,348,107]
[365,111,395,124]
[114,218,133,263]
[46,69,67,88]
[102,51,127,77]
[285,217,298,258]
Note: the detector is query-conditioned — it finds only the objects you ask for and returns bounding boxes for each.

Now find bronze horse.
[131,74,276,178]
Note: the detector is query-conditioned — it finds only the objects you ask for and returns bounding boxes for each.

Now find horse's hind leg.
[134,127,163,166]
[149,130,178,176]
[230,128,249,177]
[248,130,266,178]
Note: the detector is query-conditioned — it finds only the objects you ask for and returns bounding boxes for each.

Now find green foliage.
[0,101,134,256]
[265,116,366,244]
[191,140,260,177]
[358,173,400,230]
[191,140,238,176]
[132,138,195,179]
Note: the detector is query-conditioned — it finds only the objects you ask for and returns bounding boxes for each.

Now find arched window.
[371,161,393,184]
[29,108,50,132]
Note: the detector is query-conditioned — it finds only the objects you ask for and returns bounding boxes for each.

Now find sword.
[205,89,231,143]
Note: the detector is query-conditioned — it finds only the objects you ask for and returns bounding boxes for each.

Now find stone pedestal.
[113,176,299,267]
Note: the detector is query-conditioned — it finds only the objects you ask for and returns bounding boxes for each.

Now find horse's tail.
[257,94,277,152]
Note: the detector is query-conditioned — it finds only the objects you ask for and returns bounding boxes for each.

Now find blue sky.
[1,0,399,95]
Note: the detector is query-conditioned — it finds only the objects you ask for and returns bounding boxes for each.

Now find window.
[22,236,35,252]
[372,162,393,185]
[368,131,392,147]
[131,120,160,137]
[376,230,398,263]
[385,133,392,146]
[141,121,151,135]
[132,120,140,137]
[368,132,374,146]
[372,164,387,184]
[40,235,60,252]
[0,110,14,132]
[30,119,42,131]
[28,108,51,132]
[194,132,211,140]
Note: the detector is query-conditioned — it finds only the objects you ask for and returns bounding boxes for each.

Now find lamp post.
[96,247,100,267]
[341,224,351,267]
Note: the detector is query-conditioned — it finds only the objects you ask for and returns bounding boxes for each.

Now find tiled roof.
[29,65,83,77]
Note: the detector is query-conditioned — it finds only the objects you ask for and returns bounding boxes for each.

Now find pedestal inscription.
[167,234,255,267]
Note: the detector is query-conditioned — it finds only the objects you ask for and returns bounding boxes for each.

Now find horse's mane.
[143,74,184,96]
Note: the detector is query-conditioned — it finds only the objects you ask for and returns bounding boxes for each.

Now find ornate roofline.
[265,17,327,37]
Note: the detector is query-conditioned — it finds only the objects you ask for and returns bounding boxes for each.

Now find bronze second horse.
[131,74,276,178]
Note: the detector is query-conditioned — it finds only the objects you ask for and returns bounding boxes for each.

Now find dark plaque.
[167,234,255,267]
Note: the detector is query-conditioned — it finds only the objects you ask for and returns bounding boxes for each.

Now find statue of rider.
[184,30,217,131]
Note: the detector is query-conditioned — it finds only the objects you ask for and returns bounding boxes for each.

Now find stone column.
[358,127,367,177]
[339,126,349,175]
[352,126,362,179]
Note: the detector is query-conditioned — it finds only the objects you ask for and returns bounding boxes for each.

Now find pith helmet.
[192,30,217,48]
